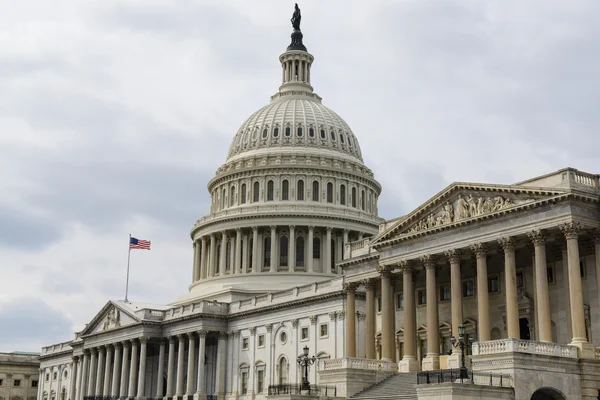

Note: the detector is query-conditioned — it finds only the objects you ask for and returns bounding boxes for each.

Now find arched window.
[267,180,274,201]
[278,358,288,385]
[296,237,305,267]
[226,241,231,271]
[340,184,346,205]
[297,126,303,137]
[297,180,304,201]
[326,182,333,203]
[361,189,365,210]
[280,236,289,267]
[313,237,321,259]
[320,129,326,139]
[352,187,357,208]
[285,126,291,137]
[330,239,336,273]
[61,388,66,400]
[312,181,319,201]
[216,243,221,274]
[264,237,271,270]
[262,128,268,138]
[221,188,226,209]
[248,238,253,272]
[340,132,345,143]
[309,127,315,137]
[490,327,502,340]
[273,127,279,137]
[282,180,289,201]
[241,184,247,204]
[230,186,235,207]
[253,182,260,202]
[330,130,336,141]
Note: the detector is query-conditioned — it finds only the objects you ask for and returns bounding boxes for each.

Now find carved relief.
[102,307,121,331]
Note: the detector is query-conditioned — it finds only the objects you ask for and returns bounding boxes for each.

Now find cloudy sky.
[1,0,599,352]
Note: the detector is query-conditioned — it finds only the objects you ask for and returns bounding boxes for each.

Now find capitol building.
[38,10,600,400]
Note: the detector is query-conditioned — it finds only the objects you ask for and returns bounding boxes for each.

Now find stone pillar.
[378,266,395,361]
[422,255,440,371]
[87,349,97,396]
[209,234,216,277]
[560,222,594,357]
[102,345,112,397]
[307,226,314,273]
[200,237,208,279]
[269,226,277,272]
[289,225,296,271]
[95,347,105,396]
[119,342,130,398]
[175,334,186,397]
[325,228,332,274]
[166,337,176,397]
[336,234,343,266]
[399,262,418,371]
[235,228,242,274]
[111,344,121,398]
[219,231,227,274]
[344,283,357,357]
[343,230,349,254]
[193,241,200,282]
[215,333,227,398]
[252,227,259,273]
[156,340,165,397]
[186,333,196,396]
[471,243,490,341]
[499,237,519,339]
[363,279,376,359]
[128,340,138,398]
[136,338,147,398]
[559,240,572,340]
[528,230,552,342]
[70,357,78,400]
[80,352,89,400]
[445,250,463,340]
[594,231,600,327]
[196,330,207,397]
[242,232,249,274]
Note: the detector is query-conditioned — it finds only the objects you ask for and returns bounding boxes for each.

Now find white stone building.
[39,12,600,400]
[0,352,40,400]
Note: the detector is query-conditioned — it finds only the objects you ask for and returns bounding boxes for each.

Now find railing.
[417,369,512,388]
[471,338,578,358]
[319,357,397,372]
[574,171,599,188]
[595,347,600,360]
[206,395,218,400]
[267,384,337,397]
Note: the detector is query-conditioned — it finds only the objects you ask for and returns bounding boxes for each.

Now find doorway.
[530,387,566,400]
[519,318,530,340]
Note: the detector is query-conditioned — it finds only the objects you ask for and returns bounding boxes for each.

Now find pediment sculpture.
[102,306,121,330]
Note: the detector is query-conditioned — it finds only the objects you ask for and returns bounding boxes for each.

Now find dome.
[227,95,364,163]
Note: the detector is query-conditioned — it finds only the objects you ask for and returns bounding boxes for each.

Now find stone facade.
[0,352,40,400]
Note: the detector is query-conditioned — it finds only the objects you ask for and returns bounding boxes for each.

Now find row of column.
[344,223,595,371]
[283,58,310,84]
[192,227,360,281]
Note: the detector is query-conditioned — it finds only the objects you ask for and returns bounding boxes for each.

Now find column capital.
[329,311,337,321]
[289,225,295,230]
[343,282,359,293]
[139,336,149,344]
[201,236,207,243]
[234,330,241,337]
[235,227,242,233]
[266,324,273,332]
[498,236,516,251]
[527,229,546,245]
[470,242,487,258]
[398,259,415,273]
[337,311,346,320]
[362,278,377,290]
[357,311,366,321]
[121,340,130,348]
[444,249,461,264]
[343,229,349,234]
[309,316,318,325]
[168,336,177,344]
[326,227,333,233]
[308,225,315,231]
[291,319,299,327]
[177,333,186,341]
[592,229,600,244]
[218,331,228,340]
[560,222,583,239]
[249,326,257,335]
[420,254,436,269]
[186,332,195,340]
[252,226,258,232]
[72,355,80,362]
[270,225,277,230]
[197,329,208,338]
[376,264,394,277]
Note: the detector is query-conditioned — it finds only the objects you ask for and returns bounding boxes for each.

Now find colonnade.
[344,223,596,371]
[74,331,226,400]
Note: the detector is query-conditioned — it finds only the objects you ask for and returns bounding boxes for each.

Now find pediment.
[80,301,139,336]
[374,183,569,245]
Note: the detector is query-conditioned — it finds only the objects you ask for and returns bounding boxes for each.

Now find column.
[175,335,185,397]
[289,225,296,271]
[102,345,112,397]
[242,232,249,273]
[560,223,594,355]
[156,340,165,397]
[95,347,105,396]
[499,237,519,339]
[186,334,196,396]
[127,340,138,398]
[325,228,332,274]
[445,250,463,340]
[136,338,147,398]
[595,231,600,325]
[343,230,349,260]
[378,266,395,361]
[119,342,130,398]
[399,262,418,371]
[69,357,78,400]
[196,330,207,396]
[471,243,490,342]
[363,279,376,359]
[215,333,227,398]
[200,237,208,279]
[270,226,277,272]
[209,234,217,277]
[251,227,259,273]
[235,228,242,274]
[344,283,357,357]
[219,231,227,274]
[422,255,439,370]
[193,241,199,282]
[87,349,97,396]
[336,234,343,266]
[560,240,572,340]
[111,344,121,399]
[80,352,89,400]
[307,226,314,273]
[528,230,552,342]
[166,337,176,397]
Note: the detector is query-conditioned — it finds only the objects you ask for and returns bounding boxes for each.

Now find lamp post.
[297,346,316,391]
[450,324,470,380]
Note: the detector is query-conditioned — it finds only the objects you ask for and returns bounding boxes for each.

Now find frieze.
[102,307,121,331]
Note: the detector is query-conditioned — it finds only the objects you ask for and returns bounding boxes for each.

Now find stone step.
[351,373,418,400]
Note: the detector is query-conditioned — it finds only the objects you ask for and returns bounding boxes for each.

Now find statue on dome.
[291,3,302,31]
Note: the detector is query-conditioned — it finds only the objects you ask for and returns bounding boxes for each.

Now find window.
[330,130,336,141]
[241,183,247,204]
[241,372,248,394]
[352,187,357,208]
[301,327,309,340]
[221,188,226,209]
[280,331,287,343]
[296,236,305,267]
[309,127,315,137]
[0,378,3,386]
[32,380,38,388]
[580,258,587,278]
[340,184,346,205]
[320,323,329,338]
[285,126,291,137]
[488,275,500,293]
[516,271,524,288]
[463,279,474,297]
[14,379,21,387]
[53,372,57,380]
[226,241,231,270]
[230,186,235,206]
[312,181,319,201]
[440,284,451,301]
[262,128,268,138]
[253,182,260,202]
[326,182,333,203]
[267,180,274,201]
[320,129,326,139]
[264,237,271,269]
[297,180,304,201]
[273,127,279,137]
[282,180,289,200]
[361,190,365,210]
[340,132,345,143]
[396,293,404,310]
[242,338,249,350]
[297,126,303,137]
[377,296,382,312]
[547,263,555,284]
[278,358,288,385]
[257,370,264,393]
[258,334,265,348]
[417,289,427,305]
[280,236,289,267]
[313,237,321,259]
[45,373,49,382]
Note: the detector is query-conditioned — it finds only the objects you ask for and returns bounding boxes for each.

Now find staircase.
[350,373,418,400]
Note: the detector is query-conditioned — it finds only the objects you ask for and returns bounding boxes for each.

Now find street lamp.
[450,324,470,380]
[297,346,316,391]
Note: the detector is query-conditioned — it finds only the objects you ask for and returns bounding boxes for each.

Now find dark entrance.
[530,388,566,400]
[519,318,530,340]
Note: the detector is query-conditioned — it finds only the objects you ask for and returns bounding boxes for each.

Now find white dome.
[227,93,364,163]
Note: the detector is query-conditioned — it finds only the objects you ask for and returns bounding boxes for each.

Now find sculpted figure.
[503,198,513,208]
[482,197,494,214]
[467,194,477,217]
[476,197,484,215]
[291,3,302,30]
[442,201,454,224]
[436,215,444,226]
[427,213,436,228]
[492,196,504,212]
[455,195,469,220]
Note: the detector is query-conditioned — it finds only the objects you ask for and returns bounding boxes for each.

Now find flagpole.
[125,233,131,302]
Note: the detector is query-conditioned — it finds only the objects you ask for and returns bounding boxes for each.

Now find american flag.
[130,237,151,250]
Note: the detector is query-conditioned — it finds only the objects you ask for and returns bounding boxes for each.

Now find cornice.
[338,253,380,269]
